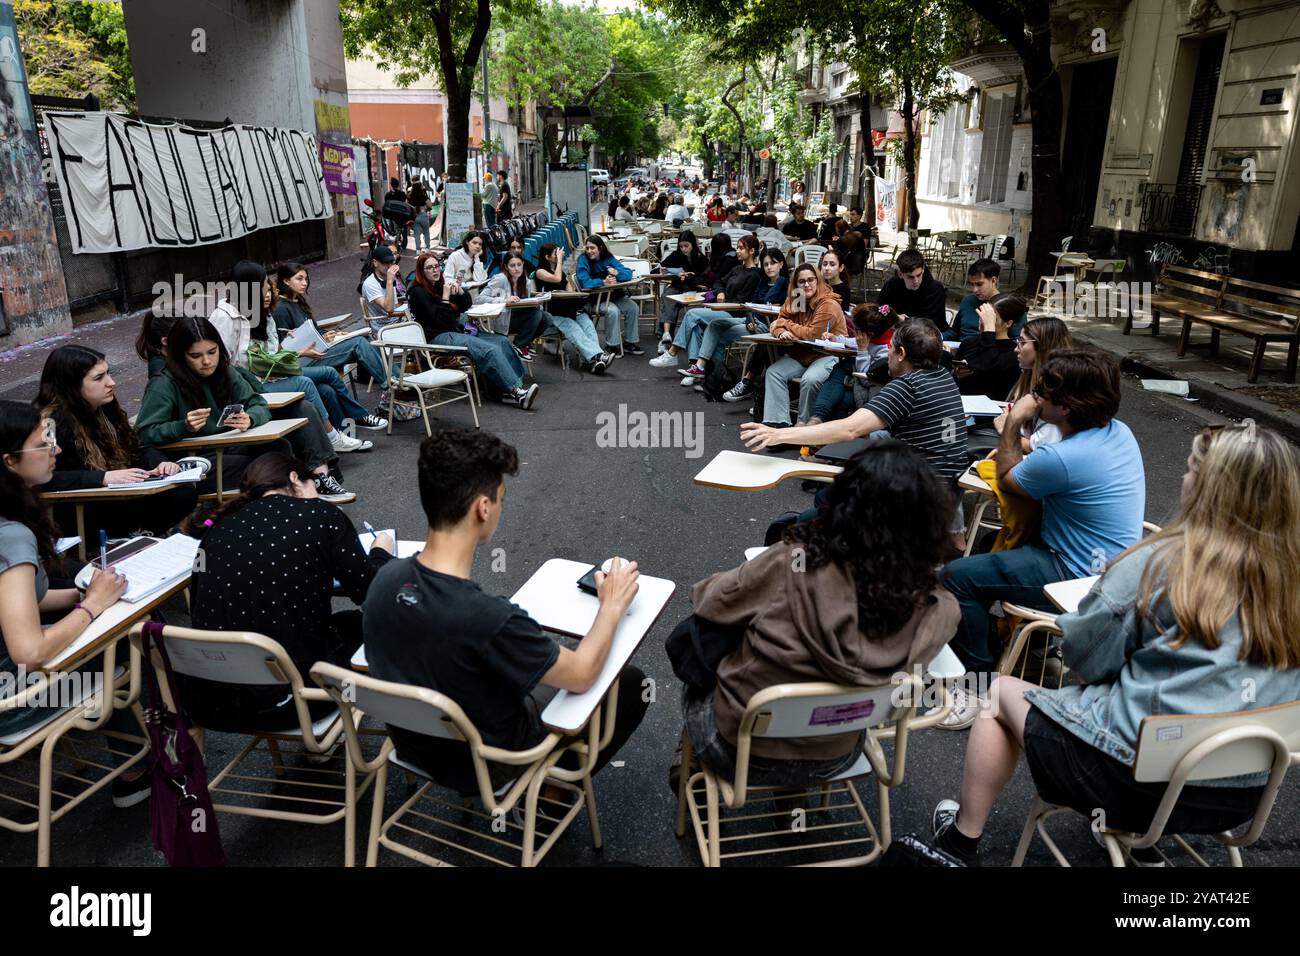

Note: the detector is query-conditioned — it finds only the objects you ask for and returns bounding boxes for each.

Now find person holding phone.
[575,236,642,355]
[134,317,287,492]
[655,232,709,348]
[532,243,613,373]
[34,345,199,536]
[363,427,648,796]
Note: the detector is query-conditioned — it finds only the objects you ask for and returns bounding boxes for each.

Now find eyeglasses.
[796,277,818,285]
[10,419,57,456]
[1015,336,1035,347]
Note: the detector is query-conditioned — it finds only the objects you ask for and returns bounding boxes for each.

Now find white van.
[589,168,609,185]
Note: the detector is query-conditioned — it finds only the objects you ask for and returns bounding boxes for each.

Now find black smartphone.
[217,403,245,427]
[576,565,600,595]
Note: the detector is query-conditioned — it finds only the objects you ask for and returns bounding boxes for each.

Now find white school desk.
[693,450,842,492]
[264,390,305,411]
[617,257,653,278]
[38,484,171,561]
[739,333,857,366]
[350,558,675,736]
[158,417,306,500]
[666,294,747,312]
[1044,575,1100,615]
[42,573,192,673]
[957,466,995,497]
[317,313,353,330]
[744,302,781,318]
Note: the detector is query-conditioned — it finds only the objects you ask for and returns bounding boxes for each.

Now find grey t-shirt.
[0,519,47,602]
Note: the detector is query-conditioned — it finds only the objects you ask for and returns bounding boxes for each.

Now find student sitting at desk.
[655,232,710,346]
[955,292,1029,400]
[444,231,490,298]
[994,316,1074,453]
[533,243,613,374]
[0,400,150,805]
[363,427,649,795]
[947,258,1024,344]
[140,311,357,502]
[876,249,949,331]
[819,248,853,312]
[408,253,540,410]
[34,345,199,536]
[180,453,393,732]
[932,424,1300,866]
[134,317,288,491]
[575,235,643,356]
[939,350,1145,728]
[678,441,957,787]
[688,248,790,397]
[753,264,848,427]
[479,252,554,361]
[806,303,896,427]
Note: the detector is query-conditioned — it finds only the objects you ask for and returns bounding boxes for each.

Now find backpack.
[701,355,738,402]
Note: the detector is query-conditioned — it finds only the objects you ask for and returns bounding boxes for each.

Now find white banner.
[872,171,898,233]
[44,111,333,254]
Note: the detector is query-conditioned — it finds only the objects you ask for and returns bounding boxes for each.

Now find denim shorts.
[1023,706,1263,835]
[683,688,863,788]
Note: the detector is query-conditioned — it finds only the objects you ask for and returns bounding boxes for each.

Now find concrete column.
[0,0,71,345]
[122,0,356,259]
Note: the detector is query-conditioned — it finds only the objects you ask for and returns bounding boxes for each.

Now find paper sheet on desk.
[359,529,422,559]
[114,535,200,602]
[962,395,1006,417]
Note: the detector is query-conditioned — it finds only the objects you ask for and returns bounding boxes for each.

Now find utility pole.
[480,44,491,183]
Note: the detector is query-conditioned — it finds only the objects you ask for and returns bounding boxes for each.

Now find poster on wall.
[44,111,332,254]
[443,181,475,248]
[400,142,444,189]
[872,171,897,232]
[352,143,372,241]
[319,140,356,195]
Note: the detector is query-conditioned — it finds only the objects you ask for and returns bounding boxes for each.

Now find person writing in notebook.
[363,427,649,795]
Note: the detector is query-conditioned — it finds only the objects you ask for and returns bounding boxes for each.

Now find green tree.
[15,0,134,110]
[768,71,842,193]
[340,0,536,182]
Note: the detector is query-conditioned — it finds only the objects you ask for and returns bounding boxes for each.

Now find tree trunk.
[429,0,492,183]
[860,92,876,243]
[445,91,472,183]
[902,77,919,230]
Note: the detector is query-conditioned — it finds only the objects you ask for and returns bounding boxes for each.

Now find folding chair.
[311,663,602,868]
[1013,700,1300,867]
[795,245,827,269]
[128,623,384,866]
[0,642,144,865]
[675,674,948,867]
[374,322,479,434]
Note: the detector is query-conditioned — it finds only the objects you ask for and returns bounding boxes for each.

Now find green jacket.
[135,367,271,447]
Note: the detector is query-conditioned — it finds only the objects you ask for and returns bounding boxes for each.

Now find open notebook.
[76,535,200,603]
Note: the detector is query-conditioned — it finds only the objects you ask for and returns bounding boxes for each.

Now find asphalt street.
[0,245,1295,868]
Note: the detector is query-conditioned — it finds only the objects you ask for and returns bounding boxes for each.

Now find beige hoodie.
[691,541,958,761]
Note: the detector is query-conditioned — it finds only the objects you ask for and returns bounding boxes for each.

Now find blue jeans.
[673,307,713,358]
[294,366,371,424]
[306,337,388,385]
[550,310,603,362]
[763,354,838,425]
[698,312,763,364]
[432,331,524,393]
[261,374,331,426]
[413,212,431,250]
[508,306,553,348]
[943,544,1069,673]
[601,296,640,346]
[485,206,497,229]
[810,361,857,422]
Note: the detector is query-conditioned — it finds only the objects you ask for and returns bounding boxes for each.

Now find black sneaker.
[518,383,540,410]
[354,413,388,431]
[314,473,356,504]
[112,771,150,809]
[722,378,755,403]
[588,357,608,375]
[624,342,646,356]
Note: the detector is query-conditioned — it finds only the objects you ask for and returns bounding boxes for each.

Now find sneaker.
[111,771,150,809]
[932,798,960,839]
[624,342,646,356]
[588,357,608,375]
[329,430,373,453]
[682,364,705,378]
[657,339,669,355]
[600,351,617,366]
[692,383,704,393]
[519,382,540,410]
[722,379,755,403]
[513,344,536,362]
[354,413,388,431]
[313,473,357,504]
[933,683,980,731]
[679,374,697,388]
[649,351,679,368]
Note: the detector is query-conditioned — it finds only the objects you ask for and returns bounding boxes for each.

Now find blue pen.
[362,521,377,546]
[99,530,108,570]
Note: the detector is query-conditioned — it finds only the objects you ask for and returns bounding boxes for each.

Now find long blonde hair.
[1125,424,1300,667]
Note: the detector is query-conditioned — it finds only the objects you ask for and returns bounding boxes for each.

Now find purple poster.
[320,140,356,195]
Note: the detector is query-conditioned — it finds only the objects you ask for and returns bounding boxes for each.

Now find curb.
[1068,327,1300,444]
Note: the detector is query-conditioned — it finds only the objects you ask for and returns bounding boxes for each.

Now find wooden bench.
[1176,275,1300,384]
[1125,263,1226,338]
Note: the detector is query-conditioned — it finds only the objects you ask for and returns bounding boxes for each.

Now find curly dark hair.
[417,426,520,530]
[0,401,59,563]
[785,440,952,640]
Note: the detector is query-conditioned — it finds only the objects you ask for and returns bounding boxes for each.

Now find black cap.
[372,245,397,264]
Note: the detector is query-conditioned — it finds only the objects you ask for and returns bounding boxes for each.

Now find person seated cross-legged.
[363,427,649,796]
[931,424,1300,866]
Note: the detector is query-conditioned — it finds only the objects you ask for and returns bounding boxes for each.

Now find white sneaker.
[678,374,697,388]
[649,351,679,368]
[931,683,981,731]
[329,430,373,453]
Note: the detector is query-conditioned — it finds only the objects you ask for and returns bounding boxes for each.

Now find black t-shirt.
[877,274,949,329]
[782,218,818,241]
[363,558,559,788]
[496,181,513,217]
[829,281,852,312]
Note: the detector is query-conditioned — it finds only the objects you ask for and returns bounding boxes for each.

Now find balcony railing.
[1139,182,1202,236]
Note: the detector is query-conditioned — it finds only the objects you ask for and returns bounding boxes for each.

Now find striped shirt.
[865,368,968,481]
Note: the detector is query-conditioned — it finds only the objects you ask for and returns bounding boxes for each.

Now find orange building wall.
[348,102,444,144]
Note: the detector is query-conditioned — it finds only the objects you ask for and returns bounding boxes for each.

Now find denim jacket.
[1024,543,1300,786]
